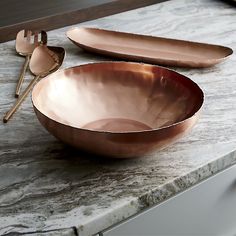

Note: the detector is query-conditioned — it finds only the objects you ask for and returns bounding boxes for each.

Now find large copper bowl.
[32,62,204,158]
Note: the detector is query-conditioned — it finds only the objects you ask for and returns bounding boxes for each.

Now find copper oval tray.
[32,62,204,158]
[67,27,233,68]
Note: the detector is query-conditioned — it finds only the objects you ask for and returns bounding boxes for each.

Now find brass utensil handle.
[3,75,40,123]
[15,55,30,98]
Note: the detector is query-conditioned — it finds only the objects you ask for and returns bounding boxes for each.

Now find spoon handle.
[15,55,30,98]
[3,75,40,123]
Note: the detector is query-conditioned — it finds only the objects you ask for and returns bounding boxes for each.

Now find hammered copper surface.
[67,27,233,68]
[32,62,204,158]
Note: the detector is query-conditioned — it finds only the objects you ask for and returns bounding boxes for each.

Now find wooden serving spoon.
[3,45,65,123]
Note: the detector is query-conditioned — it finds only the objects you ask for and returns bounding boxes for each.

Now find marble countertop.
[1,0,236,235]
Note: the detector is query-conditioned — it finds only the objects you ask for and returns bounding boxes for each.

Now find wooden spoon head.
[29,45,65,77]
[15,30,47,56]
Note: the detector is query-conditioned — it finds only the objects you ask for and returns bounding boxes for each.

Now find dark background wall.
[0,0,167,42]
[0,0,115,27]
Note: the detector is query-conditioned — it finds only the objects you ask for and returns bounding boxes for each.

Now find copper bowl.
[32,62,204,158]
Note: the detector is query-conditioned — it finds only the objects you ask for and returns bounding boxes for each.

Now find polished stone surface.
[0,0,236,235]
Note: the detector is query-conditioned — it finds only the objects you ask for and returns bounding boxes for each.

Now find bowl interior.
[32,62,203,132]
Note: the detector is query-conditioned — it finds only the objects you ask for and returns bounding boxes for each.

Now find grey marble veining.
[1,0,236,235]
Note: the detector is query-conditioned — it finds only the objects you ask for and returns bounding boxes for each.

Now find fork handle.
[3,75,40,123]
[15,55,30,98]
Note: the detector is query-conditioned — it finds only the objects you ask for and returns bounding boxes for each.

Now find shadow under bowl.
[32,62,204,158]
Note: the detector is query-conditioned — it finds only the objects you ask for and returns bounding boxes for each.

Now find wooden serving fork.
[15,30,47,97]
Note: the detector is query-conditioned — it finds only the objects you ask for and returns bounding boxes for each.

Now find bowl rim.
[31,61,204,134]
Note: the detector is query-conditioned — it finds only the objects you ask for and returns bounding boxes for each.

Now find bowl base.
[82,118,152,132]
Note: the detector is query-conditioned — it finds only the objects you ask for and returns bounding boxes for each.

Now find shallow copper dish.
[32,62,204,158]
[67,27,233,68]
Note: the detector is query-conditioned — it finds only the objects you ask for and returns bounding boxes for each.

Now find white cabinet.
[101,164,236,236]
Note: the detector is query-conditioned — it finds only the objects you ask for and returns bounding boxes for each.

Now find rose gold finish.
[3,45,65,123]
[67,27,233,68]
[16,54,30,97]
[32,62,204,158]
[15,30,47,98]
[82,118,152,132]
[3,75,40,123]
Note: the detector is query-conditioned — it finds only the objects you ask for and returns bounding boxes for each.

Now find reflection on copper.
[32,62,204,158]
[67,27,233,68]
